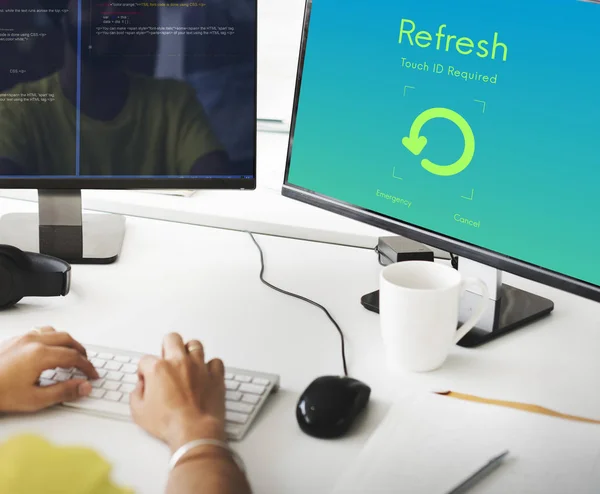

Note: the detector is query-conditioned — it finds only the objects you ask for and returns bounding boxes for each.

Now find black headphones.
[0,245,71,310]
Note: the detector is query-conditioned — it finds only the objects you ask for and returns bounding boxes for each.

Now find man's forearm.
[167,451,252,494]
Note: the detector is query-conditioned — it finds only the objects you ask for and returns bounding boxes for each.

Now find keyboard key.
[225,423,243,437]
[104,361,122,371]
[252,377,270,386]
[239,383,265,395]
[130,357,140,364]
[57,367,73,373]
[119,383,136,393]
[40,370,55,380]
[120,395,130,404]
[65,397,129,415]
[87,351,97,358]
[225,381,239,391]
[242,394,260,405]
[226,391,242,401]
[96,369,108,378]
[91,379,105,389]
[226,401,254,414]
[226,411,248,424]
[235,375,252,383]
[98,353,114,360]
[121,364,137,374]
[105,391,122,401]
[39,378,55,387]
[72,371,86,379]
[103,381,121,391]
[89,389,105,399]
[122,374,138,384]
[91,358,107,368]
[114,356,130,363]
[225,373,234,380]
[106,371,124,381]
[55,371,71,382]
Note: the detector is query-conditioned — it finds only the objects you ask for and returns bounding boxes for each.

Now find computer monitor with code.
[0,0,256,263]
[284,0,600,345]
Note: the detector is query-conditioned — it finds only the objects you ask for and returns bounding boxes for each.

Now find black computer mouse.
[296,375,371,439]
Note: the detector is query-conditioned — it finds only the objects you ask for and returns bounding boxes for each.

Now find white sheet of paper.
[332,392,600,494]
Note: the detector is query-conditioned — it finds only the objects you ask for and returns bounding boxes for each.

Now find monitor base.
[360,284,553,348]
[0,190,125,264]
[455,284,553,347]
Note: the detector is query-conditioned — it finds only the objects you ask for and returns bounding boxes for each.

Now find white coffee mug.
[379,261,489,372]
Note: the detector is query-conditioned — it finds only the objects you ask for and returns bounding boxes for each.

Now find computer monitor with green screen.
[284,0,600,346]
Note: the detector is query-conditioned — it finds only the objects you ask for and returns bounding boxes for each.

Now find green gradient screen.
[287,0,600,286]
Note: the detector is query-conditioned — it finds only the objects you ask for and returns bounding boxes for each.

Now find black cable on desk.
[247,232,349,377]
[450,253,459,270]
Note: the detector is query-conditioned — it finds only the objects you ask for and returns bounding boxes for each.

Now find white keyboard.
[38,345,280,441]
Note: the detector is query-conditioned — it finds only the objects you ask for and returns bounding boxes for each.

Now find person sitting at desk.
[0,0,229,177]
[0,327,251,494]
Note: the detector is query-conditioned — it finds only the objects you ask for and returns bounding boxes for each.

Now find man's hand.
[130,333,226,452]
[0,327,98,412]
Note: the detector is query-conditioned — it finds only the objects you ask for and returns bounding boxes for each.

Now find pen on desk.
[445,450,509,494]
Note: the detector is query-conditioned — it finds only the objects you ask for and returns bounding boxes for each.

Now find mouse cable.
[247,232,349,377]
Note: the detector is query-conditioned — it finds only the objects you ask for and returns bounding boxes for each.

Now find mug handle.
[454,277,489,344]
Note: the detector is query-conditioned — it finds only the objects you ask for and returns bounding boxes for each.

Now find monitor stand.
[361,257,554,347]
[0,189,125,264]
[455,258,554,347]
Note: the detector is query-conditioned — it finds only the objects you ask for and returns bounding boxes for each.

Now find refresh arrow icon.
[402,108,475,177]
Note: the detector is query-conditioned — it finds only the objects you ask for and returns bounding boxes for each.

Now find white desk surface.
[1,197,600,494]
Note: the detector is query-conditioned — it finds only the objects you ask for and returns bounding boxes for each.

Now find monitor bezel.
[0,0,258,191]
[282,0,600,303]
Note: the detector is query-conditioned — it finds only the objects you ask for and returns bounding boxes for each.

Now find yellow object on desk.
[0,434,133,494]
[439,391,600,425]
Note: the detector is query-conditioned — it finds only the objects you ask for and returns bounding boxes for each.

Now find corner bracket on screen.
[0,190,125,264]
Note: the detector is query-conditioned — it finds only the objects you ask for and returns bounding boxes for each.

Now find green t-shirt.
[0,72,222,176]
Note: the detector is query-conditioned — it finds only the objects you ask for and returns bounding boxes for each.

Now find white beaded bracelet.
[168,439,245,473]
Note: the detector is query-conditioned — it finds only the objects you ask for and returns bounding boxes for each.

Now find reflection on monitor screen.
[0,0,256,179]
